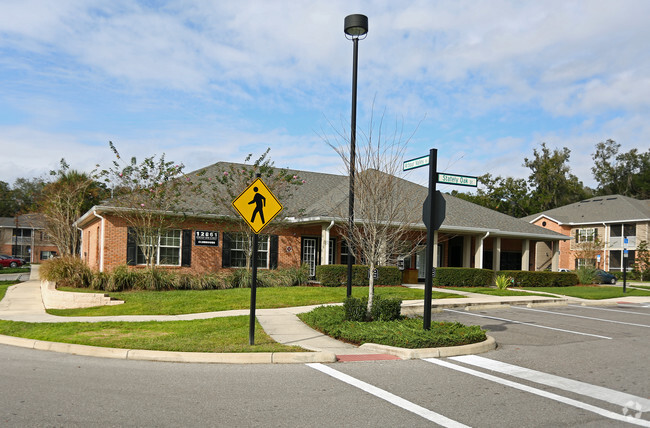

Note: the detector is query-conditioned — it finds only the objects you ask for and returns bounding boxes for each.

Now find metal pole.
[423,149,437,330]
[347,37,360,298]
[249,173,261,345]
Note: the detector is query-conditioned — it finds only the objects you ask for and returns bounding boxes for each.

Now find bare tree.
[100,142,190,269]
[192,149,304,269]
[325,110,425,313]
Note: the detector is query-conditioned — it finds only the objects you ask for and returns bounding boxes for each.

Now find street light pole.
[344,14,368,298]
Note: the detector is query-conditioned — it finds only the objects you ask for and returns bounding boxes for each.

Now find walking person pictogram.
[249,187,266,224]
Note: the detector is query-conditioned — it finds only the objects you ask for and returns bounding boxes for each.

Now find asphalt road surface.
[1,302,648,427]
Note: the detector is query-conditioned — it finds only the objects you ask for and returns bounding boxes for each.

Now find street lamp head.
[344,14,368,39]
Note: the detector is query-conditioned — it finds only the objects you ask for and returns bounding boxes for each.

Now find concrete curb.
[360,335,497,359]
[0,333,337,364]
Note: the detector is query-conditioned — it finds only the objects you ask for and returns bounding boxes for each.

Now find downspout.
[322,221,335,265]
[93,211,105,272]
[477,231,489,269]
[602,222,608,271]
[76,226,84,260]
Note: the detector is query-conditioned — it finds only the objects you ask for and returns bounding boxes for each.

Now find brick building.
[525,195,650,272]
[75,162,567,279]
[0,214,59,263]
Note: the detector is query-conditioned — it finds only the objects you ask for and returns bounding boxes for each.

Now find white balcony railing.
[608,236,636,248]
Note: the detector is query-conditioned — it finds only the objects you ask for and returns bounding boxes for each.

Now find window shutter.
[222,232,231,268]
[181,229,192,267]
[575,230,579,242]
[594,229,598,240]
[126,227,136,266]
[269,235,279,269]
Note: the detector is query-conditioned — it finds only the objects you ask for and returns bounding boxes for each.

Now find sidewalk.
[1,280,648,363]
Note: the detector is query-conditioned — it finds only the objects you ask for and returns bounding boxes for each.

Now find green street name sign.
[403,155,430,171]
[437,173,478,187]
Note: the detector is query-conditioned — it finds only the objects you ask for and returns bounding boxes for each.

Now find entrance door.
[302,238,320,278]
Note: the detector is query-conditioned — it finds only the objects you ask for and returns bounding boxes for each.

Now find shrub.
[501,270,578,287]
[495,274,512,290]
[316,264,402,287]
[106,265,140,292]
[343,296,368,321]
[90,271,110,290]
[39,256,93,288]
[575,267,597,285]
[370,295,402,321]
[299,305,486,349]
[434,268,494,287]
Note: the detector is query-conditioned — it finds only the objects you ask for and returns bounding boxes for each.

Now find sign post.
[404,149,477,330]
[623,237,628,293]
[423,149,437,330]
[232,174,283,345]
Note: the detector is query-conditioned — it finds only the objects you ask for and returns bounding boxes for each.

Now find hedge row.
[500,270,578,287]
[315,264,401,287]
[432,267,579,287]
[433,267,495,287]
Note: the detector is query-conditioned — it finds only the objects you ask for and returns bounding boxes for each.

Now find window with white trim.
[577,228,596,243]
[230,233,269,269]
[136,230,182,266]
[577,258,596,268]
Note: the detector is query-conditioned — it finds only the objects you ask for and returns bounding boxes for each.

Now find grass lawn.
[0,316,304,353]
[47,286,460,317]
[520,286,650,299]
[0,280,18,301]
[0,267,30,274]
[445,287,556,297]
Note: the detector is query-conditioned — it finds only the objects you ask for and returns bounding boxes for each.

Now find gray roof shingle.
[523,195,650,225]
[91,162,565,240]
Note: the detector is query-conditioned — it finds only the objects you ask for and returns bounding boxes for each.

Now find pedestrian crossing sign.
[232,178,283,234]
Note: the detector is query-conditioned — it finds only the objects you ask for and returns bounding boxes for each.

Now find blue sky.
[1,0,649,191]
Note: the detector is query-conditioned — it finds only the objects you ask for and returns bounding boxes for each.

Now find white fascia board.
[529,214,564,225]
[566,217,650,226]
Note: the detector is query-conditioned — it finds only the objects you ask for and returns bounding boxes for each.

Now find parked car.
[595,269,617,284]
[0,255,26,268]
[558,268,571,272]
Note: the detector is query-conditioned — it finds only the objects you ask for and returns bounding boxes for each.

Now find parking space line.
[515,307,650,328]
[443,309,612,339]
[569,304,650,316]
[424,358,650,427]
[450,355,650,412]
[306,363,469,427]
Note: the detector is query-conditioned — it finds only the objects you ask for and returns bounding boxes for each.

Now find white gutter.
[93,210,105,272]
[602,222,609,271]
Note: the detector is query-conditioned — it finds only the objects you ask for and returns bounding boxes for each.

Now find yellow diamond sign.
[232,178,283,234]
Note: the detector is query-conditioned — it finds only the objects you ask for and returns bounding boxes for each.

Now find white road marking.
[424,358,650,427]
[450,355,650,412]
[569,304,650,316]
[515,306,650,328]
[306,363,469,428]
[443,309,612,339]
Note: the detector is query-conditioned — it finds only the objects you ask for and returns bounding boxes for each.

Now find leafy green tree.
[524,143,590,212]
[38,159,108,256]
[0,181,19,217]
[634,240,650,281]
[452,173,532,218]
[11,177,46,214]
[592,139,650,198]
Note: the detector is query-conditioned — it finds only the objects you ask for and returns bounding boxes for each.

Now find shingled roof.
[523,195,650,225]
[82,161,565,240]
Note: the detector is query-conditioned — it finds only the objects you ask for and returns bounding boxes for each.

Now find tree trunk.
[367,261,375,316]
